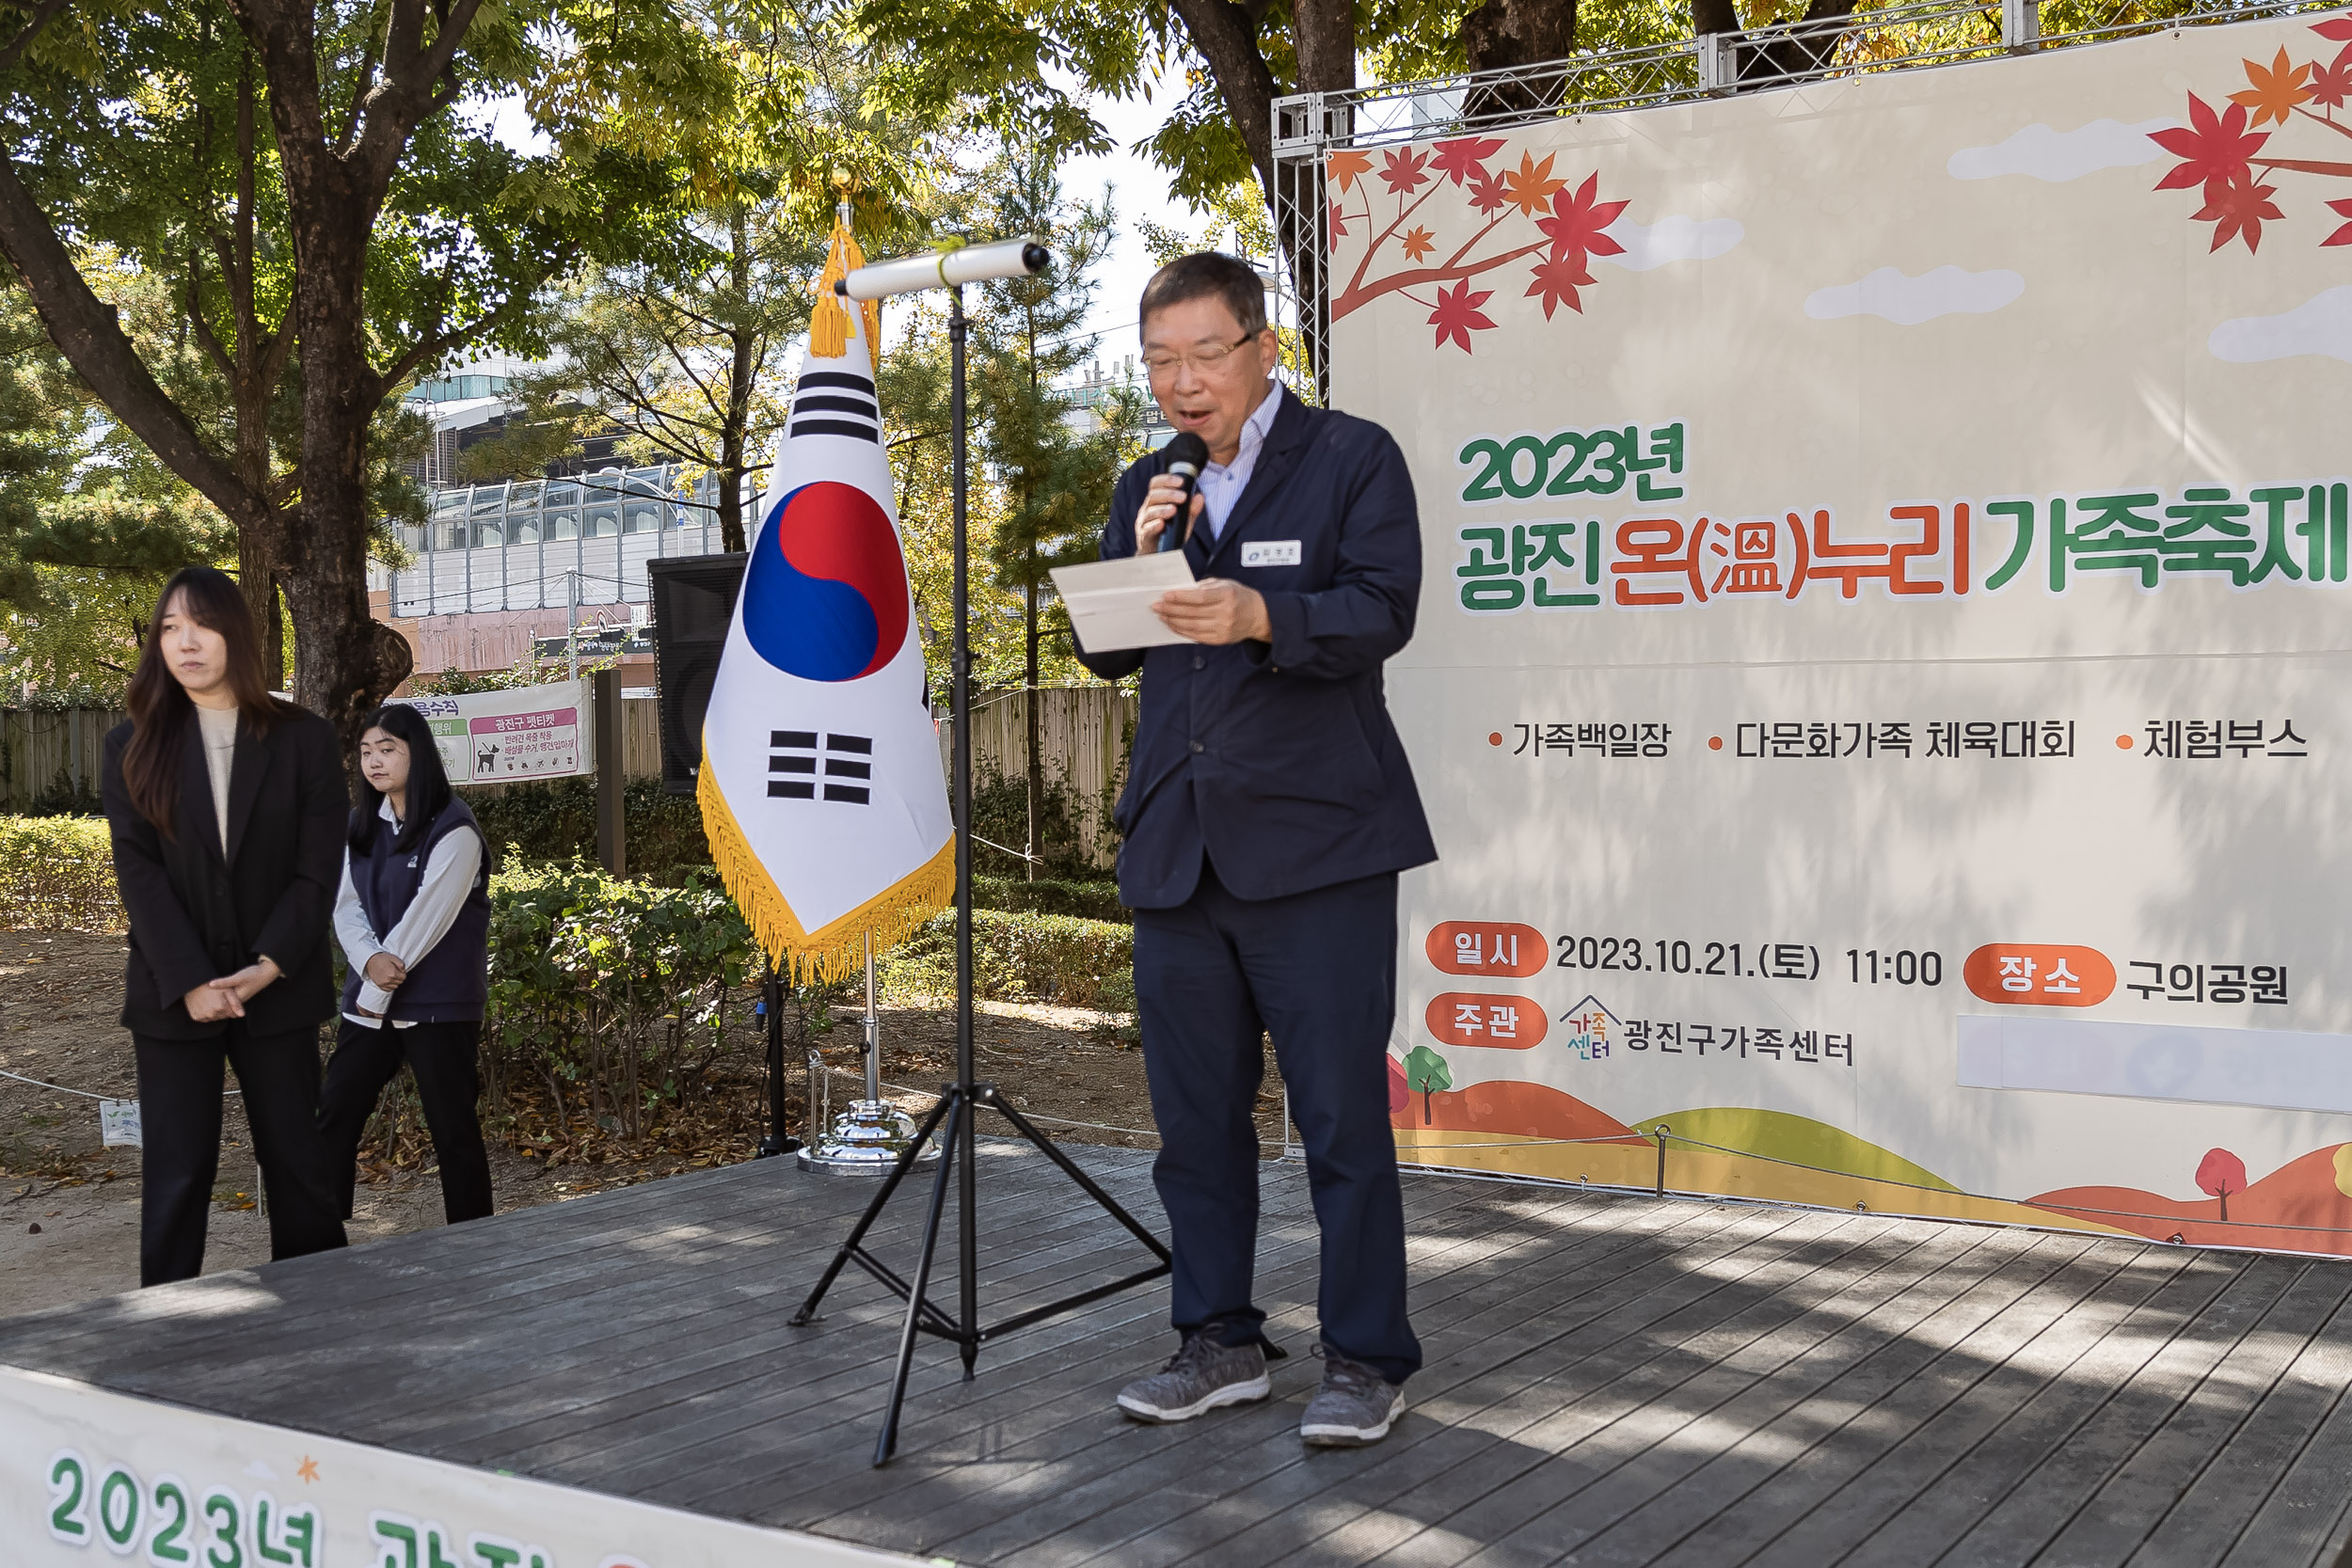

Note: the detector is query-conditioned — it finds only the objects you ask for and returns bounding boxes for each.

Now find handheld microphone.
[836,238,1051,301]
[1157,432,1210,553]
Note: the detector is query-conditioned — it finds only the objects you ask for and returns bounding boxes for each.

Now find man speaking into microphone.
[1073,252,1437,1447]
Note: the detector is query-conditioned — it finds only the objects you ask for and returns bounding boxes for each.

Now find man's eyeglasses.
[1141,335,1259,379]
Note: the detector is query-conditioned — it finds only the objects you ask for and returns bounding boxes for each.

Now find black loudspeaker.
[646,554,747,796]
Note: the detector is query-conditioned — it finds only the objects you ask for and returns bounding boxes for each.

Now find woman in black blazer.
[101,565,349,1285]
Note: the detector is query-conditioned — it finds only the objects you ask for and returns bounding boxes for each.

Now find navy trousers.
[1132,859,1422,1385]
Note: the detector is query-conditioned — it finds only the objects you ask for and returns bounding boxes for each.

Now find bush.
[468,778,716,885]
[972,873,1128,924]
[968,772,1113,879]
[880,907,1135,1014]
[0,816,119,930]
[480,860,800,1139]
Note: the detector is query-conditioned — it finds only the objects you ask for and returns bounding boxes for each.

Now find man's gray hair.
[1139,252,1268,338]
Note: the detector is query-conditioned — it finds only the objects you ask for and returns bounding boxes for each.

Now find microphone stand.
[788,282,1171,1466]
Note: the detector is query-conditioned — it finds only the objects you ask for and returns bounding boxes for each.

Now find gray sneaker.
[1300,1347,1406,1447]
[1117,1333,1272,1423]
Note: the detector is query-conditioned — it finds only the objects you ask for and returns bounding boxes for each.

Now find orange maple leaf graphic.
[1327,150,1375,194]
[1401,226,1436,262]
[1499,151,1566,218]
[2232,48,2314,128]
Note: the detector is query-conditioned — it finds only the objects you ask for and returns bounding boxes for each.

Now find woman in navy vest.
[317,703,495,1225]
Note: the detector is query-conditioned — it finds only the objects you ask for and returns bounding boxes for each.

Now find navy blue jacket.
[340,796,491,1024]
[1074,387,1438,909]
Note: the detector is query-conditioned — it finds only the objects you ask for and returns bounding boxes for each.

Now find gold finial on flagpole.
[810,166,881,372]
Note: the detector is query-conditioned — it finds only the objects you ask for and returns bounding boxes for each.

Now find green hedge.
[0,816,119,930]
[971,874,1128,924]
[468,778,715,885]
[880,907,1135,1014]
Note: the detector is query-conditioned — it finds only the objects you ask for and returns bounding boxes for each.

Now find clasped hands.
[1134,474,1272,646]
[181,955,285,1023]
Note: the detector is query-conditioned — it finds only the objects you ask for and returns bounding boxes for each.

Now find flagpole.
[788,240,1170,1469]
[949,282,982,1383]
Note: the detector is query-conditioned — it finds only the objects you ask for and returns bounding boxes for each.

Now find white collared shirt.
[333,797,483,1029]
[1196,381,1282,543]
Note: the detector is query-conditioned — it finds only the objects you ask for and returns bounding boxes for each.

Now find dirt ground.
[0,930,1287,1319]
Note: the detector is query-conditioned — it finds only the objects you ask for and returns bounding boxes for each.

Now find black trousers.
[1131,859,1422,1386]
[134,1022,348,1287]
[318,1018,494,1227]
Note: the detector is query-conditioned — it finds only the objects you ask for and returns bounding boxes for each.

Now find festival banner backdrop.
[699,215,954,981]
[1334,8,2352,1253]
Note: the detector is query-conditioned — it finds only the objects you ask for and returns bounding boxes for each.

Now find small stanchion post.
[1654,1122,1670,1197]
[755,963,800,1159]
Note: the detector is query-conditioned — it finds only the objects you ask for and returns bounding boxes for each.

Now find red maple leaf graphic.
[2314,17,2352,40]
[1401,225,1436,262]
[2193,173,2284,253]
[1429,135,1507,186]
[2323,197,2352,246]
[2151,94,2269,200]
[1526,251,1597,319]
[1429,282,1497,353]
[2313,50,2352,110]
[1328,201,1352,243]
[1379,147,1432,196]
[1536,174,1630,266]
[1466,163,1511,218]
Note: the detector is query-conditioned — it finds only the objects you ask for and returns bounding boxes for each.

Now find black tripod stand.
[787,282,1170,1466]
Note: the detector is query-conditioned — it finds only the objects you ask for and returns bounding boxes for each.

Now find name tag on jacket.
[1241,540,1302,568]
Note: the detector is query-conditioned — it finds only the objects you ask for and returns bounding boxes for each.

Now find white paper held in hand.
[1051,552,1200,652]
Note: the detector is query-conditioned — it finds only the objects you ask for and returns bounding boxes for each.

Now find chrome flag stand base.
[803,934,938,1175]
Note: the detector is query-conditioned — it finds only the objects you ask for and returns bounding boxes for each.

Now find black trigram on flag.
[769,731,873,803]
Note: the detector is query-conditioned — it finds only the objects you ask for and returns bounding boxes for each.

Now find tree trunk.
[1461,0,1579,119]
[720,200,755,553]
[1025,575,1041,881]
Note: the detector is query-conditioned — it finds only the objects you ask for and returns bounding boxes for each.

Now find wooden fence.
[940,685,1137,869]
[0,708,125,811]
[0,698,667,813]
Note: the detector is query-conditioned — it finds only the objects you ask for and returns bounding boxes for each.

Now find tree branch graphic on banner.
[698,209,954,982]
[1327,140,1629,343]
[2153,19,2352,252]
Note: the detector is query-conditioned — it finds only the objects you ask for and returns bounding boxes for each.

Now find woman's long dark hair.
[121,566,285,839]
[348,704,453,857]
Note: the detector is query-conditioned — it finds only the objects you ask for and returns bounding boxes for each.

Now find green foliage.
[467,777,717,886]
[0,816,119,930]
[879,906,1135,1013]
[972,873,1127,923]
[480,859,778,1138]
[966,769,1112,879]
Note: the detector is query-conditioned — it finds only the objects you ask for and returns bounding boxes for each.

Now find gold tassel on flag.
[809,171,882,374]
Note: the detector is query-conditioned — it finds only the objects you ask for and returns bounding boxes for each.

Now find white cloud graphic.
[1804,266,2025,326]
[1947,118,2174,182]
[2210,286,2352,364]
[1597,214,1745,271]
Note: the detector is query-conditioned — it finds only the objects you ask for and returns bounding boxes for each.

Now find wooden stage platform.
[6,1140,2352,1566]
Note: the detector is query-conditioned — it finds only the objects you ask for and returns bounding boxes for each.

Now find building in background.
[376,356,1164,685]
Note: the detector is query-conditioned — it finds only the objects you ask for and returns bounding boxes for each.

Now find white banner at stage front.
[393,680,592,785]
[0,1364,922,1568]
[1333,8,2352,1254]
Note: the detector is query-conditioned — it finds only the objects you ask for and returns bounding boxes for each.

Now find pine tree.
[974,145,1143,879]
